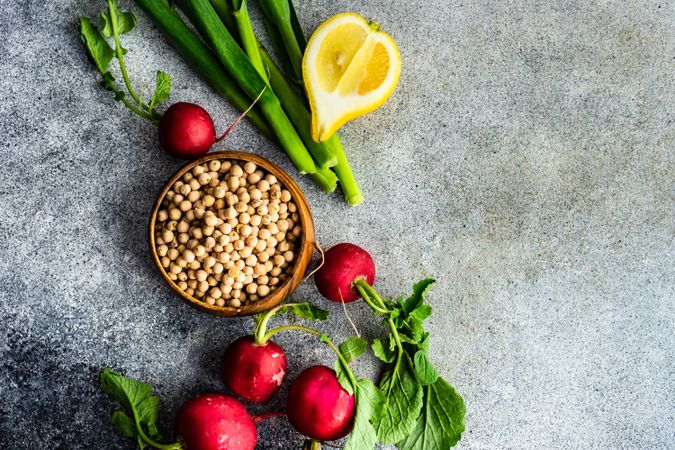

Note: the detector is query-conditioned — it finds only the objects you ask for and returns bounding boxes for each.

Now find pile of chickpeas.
[154,159,302,308]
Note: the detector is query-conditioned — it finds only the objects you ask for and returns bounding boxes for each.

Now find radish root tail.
[303,241,326,282]
[339,290,360,338]
[215,84,268,143]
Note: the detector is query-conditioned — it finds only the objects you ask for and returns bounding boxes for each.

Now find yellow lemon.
[303,13,402,142]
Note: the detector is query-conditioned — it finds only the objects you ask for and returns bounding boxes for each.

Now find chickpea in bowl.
[150,152,315,316]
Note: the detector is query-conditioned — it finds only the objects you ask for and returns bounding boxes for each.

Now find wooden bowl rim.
[149,151,315,317]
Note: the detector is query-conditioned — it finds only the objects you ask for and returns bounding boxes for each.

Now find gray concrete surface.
[1,0,673,448]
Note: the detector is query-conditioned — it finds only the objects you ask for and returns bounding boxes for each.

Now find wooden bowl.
[149,151,315,316]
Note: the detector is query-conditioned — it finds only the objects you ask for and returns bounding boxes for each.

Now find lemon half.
[303,13,402,142]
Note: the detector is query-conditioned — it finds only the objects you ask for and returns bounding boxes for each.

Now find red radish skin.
[221,335,287,403]
[175,393,257,450]
[159,102,216,159]
[314,243,376,302]
[287,365,355,441]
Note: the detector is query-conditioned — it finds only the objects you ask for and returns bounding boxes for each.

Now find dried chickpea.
[273,255,285,266]
[203,195,215,208]
[196,270,208,282]
[243,162,256,174]
[187,191,200,203]
[169,208,182,220]
[214,186,227,199]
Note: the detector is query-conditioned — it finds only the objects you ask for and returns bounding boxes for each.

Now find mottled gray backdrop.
[1,0,673,449]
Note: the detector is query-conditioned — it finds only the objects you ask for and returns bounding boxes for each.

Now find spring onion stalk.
[204,0,338,172]
[260,0,363,205]
[214,0,360,203]
[208,0,237,30]
[179,0,321,178]
[132,0,272,139]
[262,49,362,204]
[227,0,267,81]
[258,0,304,81]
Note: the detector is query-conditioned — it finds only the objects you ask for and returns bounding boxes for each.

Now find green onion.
[255,4,363,205]
[258,0,305,81]
[262,48,362,204]
[179,0,318,176]
[132,0,272,139]
[227,0,267,81]
[205,0,337,171]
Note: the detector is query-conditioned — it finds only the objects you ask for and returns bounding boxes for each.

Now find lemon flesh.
[303,13,401,142]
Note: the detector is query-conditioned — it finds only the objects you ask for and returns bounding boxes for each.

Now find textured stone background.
[1,0,673,448]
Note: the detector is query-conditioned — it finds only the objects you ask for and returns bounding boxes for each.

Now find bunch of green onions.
[133,0,362,205]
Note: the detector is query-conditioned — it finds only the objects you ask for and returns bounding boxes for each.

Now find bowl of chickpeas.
[150,151,315,316]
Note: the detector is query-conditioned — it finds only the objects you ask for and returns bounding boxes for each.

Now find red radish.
[175,393,257,450]
[221,335,287,403]
[159,102,216,159]
[314,243,376,302]
[287,365,355,441]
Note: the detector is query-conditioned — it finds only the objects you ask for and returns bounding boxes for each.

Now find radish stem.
[302,438,322,450]
[108,0,145,111]
[262,324,359,389]
[354,282,389,315]
[353,278,406,355]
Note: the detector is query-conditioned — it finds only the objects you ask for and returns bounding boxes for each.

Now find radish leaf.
[289,302,329,321]
[111,411,137,438]
[397,377,466,450]
[79,17,115,73]
[150,71,171,109]
[258,302,329,324]
[339,336,367,363]
[371,338,395,363]
[409,304,432,322]
[335,364,354,394]
[100,369,178,449]
[358,278,465,448]
[373,354,423,443]
[413,350,438,385]
[100,2,137,37]
[402,278,435,314]
[344,378,384,450]
[334,336,367,394]
[100,368,154,410]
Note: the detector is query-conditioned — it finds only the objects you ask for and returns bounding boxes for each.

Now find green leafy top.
[354,277,466,449]
[78,0,170,121]
[331,336,367,395]
[253,301,329,344]
[100,1,137,37]
[80,17,115,73]
[100,369,182,450]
